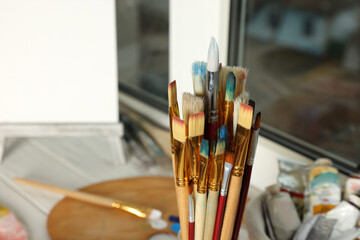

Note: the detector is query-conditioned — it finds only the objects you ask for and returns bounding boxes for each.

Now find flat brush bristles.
[237,103,253,130]
[168,80,177,107]
[220,66,232,96]
[188,112,205,137]
[192,61,207,96]
[233,91,250,136]
[220,125,228,148]
[215,138,225,155]
[182,92,204,125]
[200,139,209,158]
[225,72,235,101]
[172,117,186,143]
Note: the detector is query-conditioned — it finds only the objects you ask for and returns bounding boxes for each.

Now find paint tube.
[345,173,360,200]
[326,195,360,239]
[278,158,308,219]
[303,158,341,219]
[265,184,301,240]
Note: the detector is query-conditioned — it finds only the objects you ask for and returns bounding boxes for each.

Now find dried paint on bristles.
[233,91,250,136]
[215,138,225,155]
[200,139,209,158]
[192,61,207,96]
[232,67,248,98]
[168,80,177,107]
[237,103,253,129]
[182,92,204,125]
[188,112,205,137]
[220,125,228,148]
[172,116,186,143]
[225,150,235,164]
[225,72,236,101]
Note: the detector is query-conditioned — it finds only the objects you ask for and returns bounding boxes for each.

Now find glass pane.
[241,1,360,168]
[116,0,169,103]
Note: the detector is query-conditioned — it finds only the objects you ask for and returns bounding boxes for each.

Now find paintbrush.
[232,67,248,98]
[223,72,235,150]
[220,103,253,240]
[213,149,235,240]
[168,81,180,180]
[189,189,195,240]
[232,112,261,240]
[195,139,210,240]
[172,116,189,240]
[14,178,162,220]
[233,91,249,137]
[205,37,219,141]
[192,61,207,97]
[188,112,205,200]
[204,138,225,240]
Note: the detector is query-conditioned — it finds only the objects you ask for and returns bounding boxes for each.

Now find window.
[229,0,360,173]
[116,0,169,112]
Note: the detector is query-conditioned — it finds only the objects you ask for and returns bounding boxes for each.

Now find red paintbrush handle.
[213,195,226,240]
[189,222,194,240]
[232,165,253,240]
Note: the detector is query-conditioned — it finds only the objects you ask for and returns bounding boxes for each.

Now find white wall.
[0,0,118,123]
[170,0,231,117]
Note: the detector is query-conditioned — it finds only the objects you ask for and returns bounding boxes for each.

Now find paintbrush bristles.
[237,103,253,130]
[207,37,219,72]
[233,91,250,136]
[225,72,235,101]
[192,61,207,96]
[172,117,186,143]
[215,138,225,155]
[200,139,209,158]
[225,150,235,164]
[182,92,204,125]
[188,112,204,137]
[168,80,177,107]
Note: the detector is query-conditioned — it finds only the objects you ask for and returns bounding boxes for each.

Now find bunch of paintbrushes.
[168,37,262,240]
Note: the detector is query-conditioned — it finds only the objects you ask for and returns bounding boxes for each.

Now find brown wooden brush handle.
[176,185,189,240]
[220,175,243,240]
[204,190,219,240]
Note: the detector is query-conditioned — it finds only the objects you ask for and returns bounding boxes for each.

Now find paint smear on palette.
[148,219,168,230]
[0,205,28,240]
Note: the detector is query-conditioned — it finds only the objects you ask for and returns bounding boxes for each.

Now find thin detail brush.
[168,81,180,154]
[213,149,235,240]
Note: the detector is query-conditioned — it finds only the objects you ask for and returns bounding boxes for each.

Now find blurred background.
[117,0,359,173]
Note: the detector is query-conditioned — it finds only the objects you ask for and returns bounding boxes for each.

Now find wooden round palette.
[47,177,178,240]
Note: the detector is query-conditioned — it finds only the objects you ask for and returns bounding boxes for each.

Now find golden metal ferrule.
[174,138,189,187]
[197,154,209,194]
[224,100,234,149]
[208,152,225,191]
[188,136,201,184]
[169,104,179,154]
[232,126,250,177]
[112,200,153,219]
